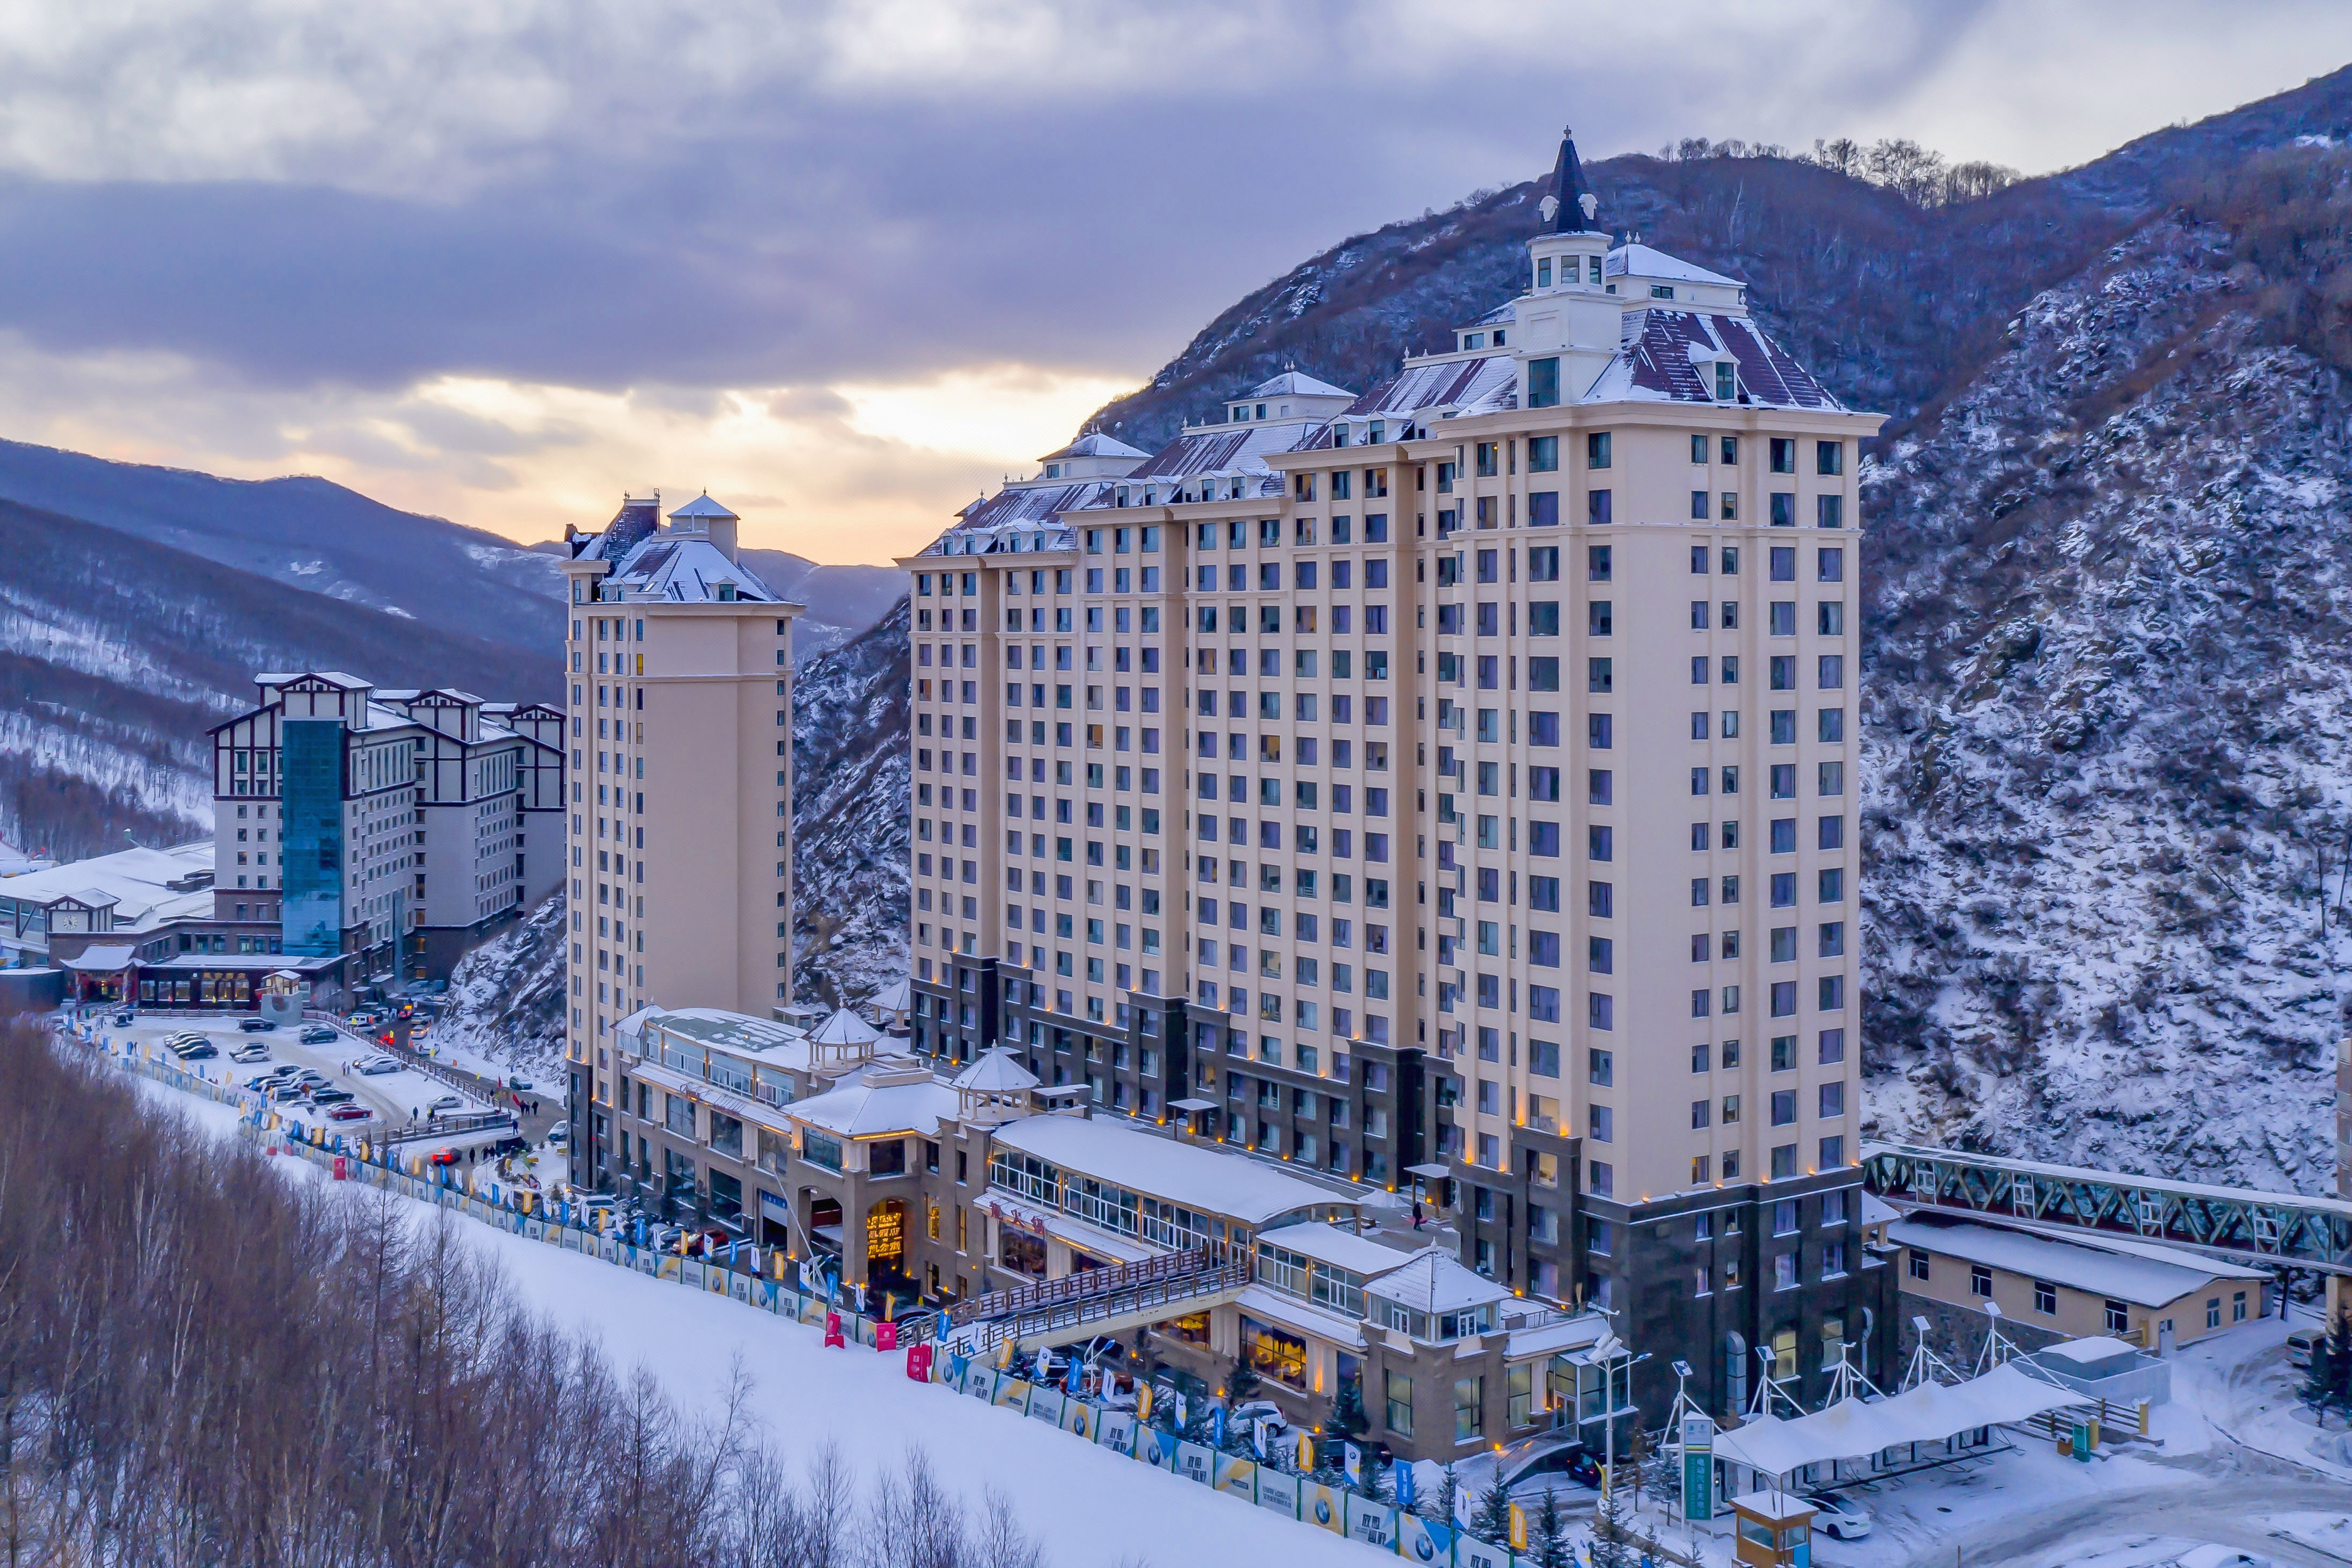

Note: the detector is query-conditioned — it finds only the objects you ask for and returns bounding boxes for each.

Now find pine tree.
[1428,1465,1461,1524]
[1471,1475,1513,1544]
[1226,1352,1260,1404]
[1530,1489,1572,1568]
[1326,1378,1370,1439]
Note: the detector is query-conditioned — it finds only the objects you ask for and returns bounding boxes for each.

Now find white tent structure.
[1713,1363,2082,1487]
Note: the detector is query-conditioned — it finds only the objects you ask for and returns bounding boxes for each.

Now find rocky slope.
[787,598,912,1007]
[1863,196,2352,1192]
[434,601,914,1057]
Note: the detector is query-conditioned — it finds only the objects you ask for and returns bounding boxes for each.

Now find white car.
[426,1094,465,1115]
[230,1044,270,1064]
[1801,1494,1873,1541]
[546,1123,569,1146]
[356,1057,402,1076]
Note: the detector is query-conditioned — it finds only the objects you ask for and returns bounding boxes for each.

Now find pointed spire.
[1547,125,1596,235]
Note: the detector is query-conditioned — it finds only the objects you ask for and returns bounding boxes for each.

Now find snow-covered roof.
[951,1047,1039,1094]
[2034,1334,2142,1365]
[667,492,738,521]
[60,943,137,971]
[787,1064,958,1139]
[1127,420,1324,484]
[990,1115,1358,1227]
[1256,1221,1411,1278]
[0,842,214,933]
[1607,242,1741,287]
[1041,432,1147,462]
[1582,308,1841,411]
[600,534,780,604]
[1233,1283,1366,1350]
[1862,1191,1900,1227]
[1717,1364,2080,1480]
[256,670,368,689]
[1247,371,1354,400]
[1342,354,1518,421]
[868,977,912,1012]
[808,1007,881,1048]
[1362,1245,1512,1314]
[635,1005,810,1060]
[1887,1216,2264,1307]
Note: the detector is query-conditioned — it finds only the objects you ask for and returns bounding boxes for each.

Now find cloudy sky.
[0,0,2343,564]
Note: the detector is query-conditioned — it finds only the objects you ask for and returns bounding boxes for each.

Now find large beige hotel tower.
[558,496,801,1120]
[900,131,1893,1412]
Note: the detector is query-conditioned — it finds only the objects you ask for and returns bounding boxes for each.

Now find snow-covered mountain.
[0,495,554,859]
[1863,203,2352,1191]
[436,606,913,1060]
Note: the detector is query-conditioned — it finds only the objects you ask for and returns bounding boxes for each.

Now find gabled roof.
[1584,309,1842,411]
[667,492,738,521]
[1247,371,1353,400]
[1887,1214,2265,1308]
[869,977,912,1012]
[1041,432,1148,462]
[1607,242,1740,287]
[1362,1245,1513,1314]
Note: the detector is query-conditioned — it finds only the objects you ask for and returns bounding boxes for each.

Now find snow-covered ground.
[101,1047,2352,1568]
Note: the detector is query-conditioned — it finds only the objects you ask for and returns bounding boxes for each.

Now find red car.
[428,1148,462,1167]
[328,1104,373,1122]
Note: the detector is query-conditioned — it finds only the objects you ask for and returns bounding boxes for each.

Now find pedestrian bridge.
[1862,1141,2352,1277]
[944,1248,1251,1355]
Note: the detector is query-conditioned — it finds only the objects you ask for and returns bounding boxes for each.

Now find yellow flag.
[1509,1502,1527,1550]
[1295,1433,1313,1472]
[1136,1383,1153,1420]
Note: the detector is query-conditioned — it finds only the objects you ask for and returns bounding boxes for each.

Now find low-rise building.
[598,1001,1624,1463]
[1891,1211,2271,1358]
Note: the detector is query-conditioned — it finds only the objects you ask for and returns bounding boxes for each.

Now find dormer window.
[716,581,738,602]
[1256,403,1267,419]
[1045,462,1062,478]
[1369,420,1385,443]
[1493,329,1506,346]
[1651,283,1677,300]
[1715,362,1737,402]
[1334,426,1350,448]
[1232,406,1248,421]
[1463,332,1485,351]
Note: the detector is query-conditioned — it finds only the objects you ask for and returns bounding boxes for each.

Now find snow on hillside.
[1863,218,2349,1191]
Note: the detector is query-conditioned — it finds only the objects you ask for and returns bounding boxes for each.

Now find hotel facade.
[899,133,1896,1419]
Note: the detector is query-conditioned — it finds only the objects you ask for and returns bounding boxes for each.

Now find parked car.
[546,1123,569,1146]
[2287,1329,2321,1369]
[230,1044,270,1064]
[112,1011,134,1026]
[328,1104,374,1122]
[164,1032,207,1049]
[268,1084,306,1103]
[309,1088,356,1106]
[426,1094,465,1115]
[1802,1494,1873,1541]
[506,1076,535,1092]
[172,1041,219,1061]
[299,1025,337,1044]
[356,1056,401,1076]
[237,1017,276,1033]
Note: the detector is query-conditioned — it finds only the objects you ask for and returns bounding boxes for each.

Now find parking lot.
[109,1015,516,1152]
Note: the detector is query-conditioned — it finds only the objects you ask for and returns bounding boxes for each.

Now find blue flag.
[1212,1406,1227,1448]
[1395,1461,1415,1510]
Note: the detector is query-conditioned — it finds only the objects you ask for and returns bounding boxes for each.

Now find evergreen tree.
[1470,1475,1514,1544]
[1529,1489,1572,1568]
[1427,1464,1461,1524]
[2329,1308,2352,1424]
[1226,1352,1261,1404]
[1326,1378,1370,1440]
